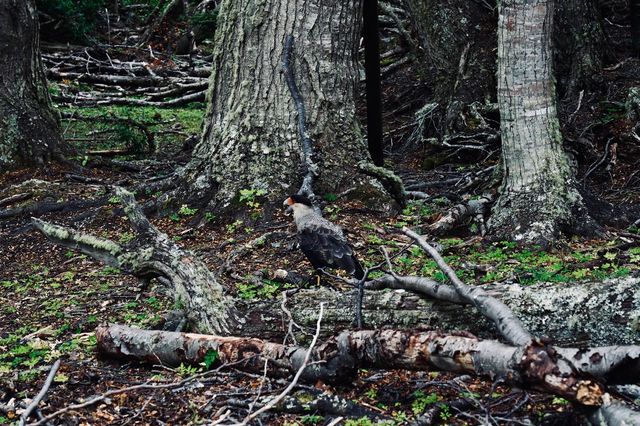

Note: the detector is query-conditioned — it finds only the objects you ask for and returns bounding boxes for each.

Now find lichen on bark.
[489,0,599,243]
[172,0,390,214]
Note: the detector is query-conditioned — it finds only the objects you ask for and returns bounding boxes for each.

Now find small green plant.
[108,196,121,205]
[203,349,219,369]
[226,220,243,233]
[323,193,338,202]
[178,204,198,216]
[439,403,452,421]
[60,271,76,281]
[204,212,216,223]
[145,296,160,309]
[367,234,385,245]
[412,390,439,415]
[239,188,266,209]
[344,418,375,426]
[301,415,324,425]
[552,397,569,405]
[176,363,199,377]
[236,283,257,300]
[118,231,135,244]
[364,388,378,399]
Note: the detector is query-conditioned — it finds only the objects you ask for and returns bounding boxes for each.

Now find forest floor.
[2,5,640,426]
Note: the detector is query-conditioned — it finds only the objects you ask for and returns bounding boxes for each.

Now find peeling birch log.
[31,187,235,335]
[426,194,494,236]
[97,324,631,407]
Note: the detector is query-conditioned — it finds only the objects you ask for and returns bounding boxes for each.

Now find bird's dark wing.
[298,226,363,279]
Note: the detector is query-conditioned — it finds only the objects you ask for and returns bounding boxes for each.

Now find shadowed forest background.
[2,0,640,424]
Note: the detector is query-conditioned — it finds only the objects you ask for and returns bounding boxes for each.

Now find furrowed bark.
[97,325,616,405]
[0,0,68,168]
[172,0,390,212]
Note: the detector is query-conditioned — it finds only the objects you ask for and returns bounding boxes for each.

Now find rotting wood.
[425,193,494,236]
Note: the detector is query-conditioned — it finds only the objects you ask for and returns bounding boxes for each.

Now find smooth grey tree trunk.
[174,0,385,212]
[0,0,66,169]
[489,0,598,243]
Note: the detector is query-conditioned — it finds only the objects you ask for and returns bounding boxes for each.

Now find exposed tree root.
[32,187,235,334]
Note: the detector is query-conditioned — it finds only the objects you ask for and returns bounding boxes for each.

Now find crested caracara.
[284,194,365,280]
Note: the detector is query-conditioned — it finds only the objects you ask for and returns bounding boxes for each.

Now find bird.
[284,194,365,281]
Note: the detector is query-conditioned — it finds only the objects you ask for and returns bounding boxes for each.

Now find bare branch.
[240,303,325,424]
[20,360,61,426]
[402,227,532,345]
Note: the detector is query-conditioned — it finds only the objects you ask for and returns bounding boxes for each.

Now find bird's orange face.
[284,196,295,214]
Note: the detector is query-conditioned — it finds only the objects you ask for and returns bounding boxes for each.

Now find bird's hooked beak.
[283,197,294,214]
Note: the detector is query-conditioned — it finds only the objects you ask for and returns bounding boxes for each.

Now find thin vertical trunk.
[632,0,640,57]
[363,0,384,166]
[174,0,388,213]
[0,0,66,169]
[489,0,599,243]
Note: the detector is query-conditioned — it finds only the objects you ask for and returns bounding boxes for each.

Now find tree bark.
[0,0,67,168]
[404,0,497,134]
[489,0,599,243]
[554,0,604,96]
[173,0,387,212]
[238,277,640,346]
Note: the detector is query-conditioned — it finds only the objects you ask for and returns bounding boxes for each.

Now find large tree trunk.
[0,0,66,168]
[554,0,604,97]
[174,0,385,212]
[404,0,497,134]
[488,0,599,243]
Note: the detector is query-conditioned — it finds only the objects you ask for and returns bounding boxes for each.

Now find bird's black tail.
[352,256,365,280]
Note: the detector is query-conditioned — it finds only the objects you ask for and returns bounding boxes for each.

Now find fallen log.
[29,193,640,345]
[47,70,203,88]
[96,324,640,408]
[242,276,640,346]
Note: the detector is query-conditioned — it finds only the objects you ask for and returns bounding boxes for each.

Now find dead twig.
[20,360,61,426]
[239,303,325,425]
